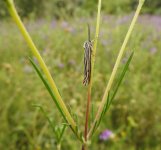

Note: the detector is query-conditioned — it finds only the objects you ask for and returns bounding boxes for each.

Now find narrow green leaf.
[97,107,105,128]
[73,113,78,126]
[29,58,67,122]
[110,52,134,102]
[91,121,98,137]
[30,58,82,140]
[91,103,94,123]
[98,52,133,126]
[90,52,134,138]
[58,124,67,143]
[94,92,110,133]
[102,92,110,116]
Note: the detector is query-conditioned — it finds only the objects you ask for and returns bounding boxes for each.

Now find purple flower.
[51,20,57,28]
[139,15,161,31]
[116,15,131,25]
[150,47,157,54]
[69,27,77,35]
[99,129,114,141]
[61,21,69,28]
[68,59,76,66]
[57,62,65,69]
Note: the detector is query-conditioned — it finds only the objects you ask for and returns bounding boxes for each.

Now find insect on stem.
[83,24,93,149]
[83,24,93,86]
[87,24,91,42]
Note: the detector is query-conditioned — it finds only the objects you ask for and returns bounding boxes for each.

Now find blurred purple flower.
[116,15,131,25]
[57,62,65,69]
[68,59,76,66]
[61,21,69,28]
[69,27,77,35]
[139,15,161,31]
[150,47,157,54]
[51,20,57,28]
[99,129,114,141]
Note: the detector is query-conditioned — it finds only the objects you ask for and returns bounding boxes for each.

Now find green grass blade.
[91,121,98,137]
[99,52,133,118]
[29,58,86,140]
[29,58,67,122]
[58,124,67,143]
[90,52,133,138]
[102,92,110,116]
[92,92,110,135]
[110,52,134,102]
[91,103,95,124]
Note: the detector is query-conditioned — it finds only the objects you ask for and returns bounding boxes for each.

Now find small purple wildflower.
[116,15,131,25]
[99,129,114,141]
[150,47,157,54]
[139,15,161,31]
[57,62,65,69]
[51,20,57,28]
[69,27,77,35]
[68,59,76,66]
[61,21,69,28]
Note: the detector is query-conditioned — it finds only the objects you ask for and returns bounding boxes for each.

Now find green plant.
[3,0,145,149]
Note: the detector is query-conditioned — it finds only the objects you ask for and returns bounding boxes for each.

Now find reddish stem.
[83,86,91,150]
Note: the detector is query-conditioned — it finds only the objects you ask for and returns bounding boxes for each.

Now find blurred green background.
[0,0,161,150]
[0,0,161,19]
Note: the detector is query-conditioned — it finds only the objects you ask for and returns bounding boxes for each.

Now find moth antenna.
[87,23,91,42]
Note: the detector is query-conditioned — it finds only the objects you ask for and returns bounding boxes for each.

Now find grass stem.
[83,0,102,146]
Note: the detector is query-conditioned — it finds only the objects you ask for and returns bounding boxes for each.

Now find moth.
[83,24,93,86]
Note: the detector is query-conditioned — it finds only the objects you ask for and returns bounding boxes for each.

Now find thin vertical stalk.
[91,0,102,81]
[84,86,91,141]
[57,144,61,150]
[83,0,102,149]
[88,0,145,139]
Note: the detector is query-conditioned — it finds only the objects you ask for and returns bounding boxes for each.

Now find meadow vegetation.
[0,0,161,18]
[0,1,161,150]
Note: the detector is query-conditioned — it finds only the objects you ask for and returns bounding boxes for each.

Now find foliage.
[0,0,161,19]
[15,0,45,18]
[0,12,161,149]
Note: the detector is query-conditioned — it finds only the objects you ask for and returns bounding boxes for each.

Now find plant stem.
[83,0,102,148]
[87,0,145,139]
[81,145,86,150]
[84,86,91,141]
[91,0,102,81]
[57,144,61,150]
[5,0,79,139]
